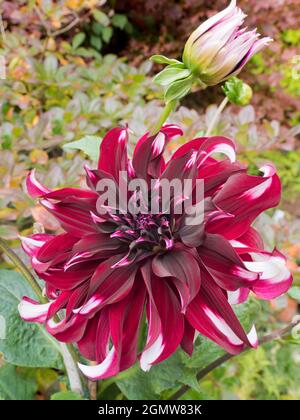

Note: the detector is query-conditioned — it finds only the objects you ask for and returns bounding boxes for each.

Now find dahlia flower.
[19,125,292,380]
[182,0,272,86]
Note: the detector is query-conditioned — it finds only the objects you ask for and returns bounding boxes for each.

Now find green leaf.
[72,33,86,50]
[288,286,300,301]
[51,391,83,400]
[111,14,128,30]
[164,75,194,103]
[116,351,200,400]
[90,35,102,51]
[92,9,110,27]
[150,55,181,65]
[63,136,102,161]
[102,27,113,44]
[0,269,62,369]
[153,64,191,86]
[91,21,104,36]
[0,364,37,400]
[44,55,58,76]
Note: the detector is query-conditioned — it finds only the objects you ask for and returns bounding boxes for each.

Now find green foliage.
[116,349,202,400]
[0,54,158,152]
[63,136,102,161]
[281,29,300,46]
[51,391,83,400]
[219,343,300,400]
[85,11,132,52]
[0,270,62,369]
[288,286,300,301]
[0,364,37,400]
[280,60,300,98]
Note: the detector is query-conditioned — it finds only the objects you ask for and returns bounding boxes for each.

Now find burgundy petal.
[198,233,259,291]
[186,270,258,354]
[133,125,183,180]
[207,165,281,239]
[98,127,128,182]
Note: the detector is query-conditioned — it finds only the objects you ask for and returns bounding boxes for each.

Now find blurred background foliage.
[0,0,299,400]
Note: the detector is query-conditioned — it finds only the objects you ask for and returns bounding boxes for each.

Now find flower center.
[111,212,174,254]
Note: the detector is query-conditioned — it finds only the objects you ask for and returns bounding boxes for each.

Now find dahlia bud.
[222,77,253,106]
[182,0,272,86]
[151,0,272,103]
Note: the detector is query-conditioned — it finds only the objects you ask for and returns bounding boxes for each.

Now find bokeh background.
[0,0,299,400]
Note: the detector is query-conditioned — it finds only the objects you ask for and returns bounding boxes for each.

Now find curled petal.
[198,233,258,291]
[26,170,51,198]
[186,270,258,354]
[78,346,120,380]
[243,250,293,300]
[46,315,87,342]
[227,288,250,305]
[20,234,54,258]
[208,165,281,239]
[171,136,236,165]
[18,297,51,323]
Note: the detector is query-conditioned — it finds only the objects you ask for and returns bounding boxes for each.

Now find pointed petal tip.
[18,297,51,323]
[26,169,51,198]
[247,325,258,348]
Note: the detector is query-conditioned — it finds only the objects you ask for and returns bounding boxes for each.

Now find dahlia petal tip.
[73,296,102,315]
[26,169,51,198]
[260,164,276,177]
[77,346,118,380]
[247,325,258,348]
[140,334,165,372]
[18,297,51,323]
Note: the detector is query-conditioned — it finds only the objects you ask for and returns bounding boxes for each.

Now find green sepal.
[150,55,182,65]
[164,74,194,104]
[153,63,192,87]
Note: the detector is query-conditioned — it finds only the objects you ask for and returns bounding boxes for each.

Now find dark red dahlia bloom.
[19,125,292,379]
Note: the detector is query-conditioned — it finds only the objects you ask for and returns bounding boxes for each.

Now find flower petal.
[26,170,51,198]
[208,165,281,239]
[98,127,128,182]
[198,233,258,291]
[152,247,201,309]
[140,270,184,371]
[243,250,293,300]
[186,270,258,354]
[18,297,51,323]
[133,125,183,180]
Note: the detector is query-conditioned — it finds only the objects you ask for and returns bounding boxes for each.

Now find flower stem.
[151,100,178,135]
[205,96,228,136]
[0,237,84,396]
[60,343,84,396]
[0,237,46,303]
[168,319,300,400]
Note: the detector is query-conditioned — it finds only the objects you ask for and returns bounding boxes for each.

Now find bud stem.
[151,99,178,135]
[205,97,228,136]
